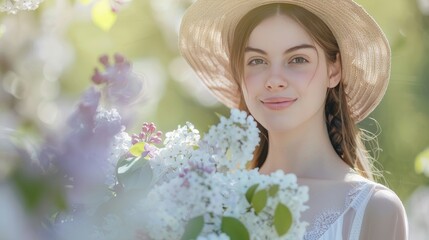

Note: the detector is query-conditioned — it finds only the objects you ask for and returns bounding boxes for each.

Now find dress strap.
[348,184,376,240]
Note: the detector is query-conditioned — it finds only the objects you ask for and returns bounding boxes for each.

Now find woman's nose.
[265,66,288,91]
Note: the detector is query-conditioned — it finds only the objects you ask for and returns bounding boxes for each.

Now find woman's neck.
[259,113,350,180]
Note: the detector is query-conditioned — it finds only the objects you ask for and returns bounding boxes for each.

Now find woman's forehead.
[247,14,318,53]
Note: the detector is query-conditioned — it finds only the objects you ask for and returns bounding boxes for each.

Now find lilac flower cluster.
[39,86,124,192]
[84,109,308,240]
[129,122,163,159]
[36,54,141,217]
[132,109,309,240]
[91,53,143,106]
[131,122,162,145]
[52,108,309,240]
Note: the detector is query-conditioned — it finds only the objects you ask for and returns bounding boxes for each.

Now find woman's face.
[242,14,340,133]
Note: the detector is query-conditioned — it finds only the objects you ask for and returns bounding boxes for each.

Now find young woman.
[179,0,408,239]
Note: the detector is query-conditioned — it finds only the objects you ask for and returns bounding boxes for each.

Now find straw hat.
[179,0,390,123]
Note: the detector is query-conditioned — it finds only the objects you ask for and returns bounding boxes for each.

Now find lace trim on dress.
[303,182,368,240]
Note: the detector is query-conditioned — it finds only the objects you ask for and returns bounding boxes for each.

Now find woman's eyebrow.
[244,47,267,55]
[245,44,316,55]
[284,44,316,54]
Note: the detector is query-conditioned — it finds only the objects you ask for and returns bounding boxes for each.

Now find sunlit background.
[1,0,429,238]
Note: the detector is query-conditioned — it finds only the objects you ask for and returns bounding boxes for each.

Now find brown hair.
[229,3,378,180]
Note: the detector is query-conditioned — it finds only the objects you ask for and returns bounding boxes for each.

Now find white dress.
[303,181,378,240]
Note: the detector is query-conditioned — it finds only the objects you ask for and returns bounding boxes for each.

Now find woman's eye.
[248,58,266,65]
[290,57,308,64]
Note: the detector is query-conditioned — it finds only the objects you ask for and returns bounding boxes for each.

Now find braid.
[325,81,378,180]
[325,83,357,168]
[325,91,344,158]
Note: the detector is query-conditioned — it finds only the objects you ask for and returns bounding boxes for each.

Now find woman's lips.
[261,97,297,110]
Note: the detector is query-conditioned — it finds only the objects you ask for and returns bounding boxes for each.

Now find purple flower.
[93,108,122,138]
[91,53,144,106]
[67,87,101,130]
[44,88,124,202]
[141,144,157,159]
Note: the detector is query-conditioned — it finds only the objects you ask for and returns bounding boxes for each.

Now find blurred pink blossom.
[131,122,162,145]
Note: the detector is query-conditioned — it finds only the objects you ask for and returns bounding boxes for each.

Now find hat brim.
[179,0,390,123]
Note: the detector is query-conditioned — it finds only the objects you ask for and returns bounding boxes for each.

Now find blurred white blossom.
[0,1,74,130]
[0,0,43,14]
[407,187,429,240]
[417,0,429,15]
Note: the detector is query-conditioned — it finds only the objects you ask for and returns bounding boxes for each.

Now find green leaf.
[91,0,117,32]
[251,189,267,215]
[11,170,46,212]
[129,142,146,157]
[245,184,259,204]
[54,189,68,211]
[274,203,293,236]
[268,184,279,197]
[181,215,204,240]
[221,216,250,240]
[117,156,146,175]
[116,156,152,190]
[415,148,429,177]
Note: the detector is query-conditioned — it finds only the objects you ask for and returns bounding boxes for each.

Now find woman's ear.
[328,53,342,88]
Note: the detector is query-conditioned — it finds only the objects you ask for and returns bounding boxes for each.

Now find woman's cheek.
[244,68,267,86]
[285,68,316,86]
[243,77,262,96]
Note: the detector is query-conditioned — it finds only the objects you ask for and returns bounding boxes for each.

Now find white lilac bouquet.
[18,54,308,240]
[118,109,310,240]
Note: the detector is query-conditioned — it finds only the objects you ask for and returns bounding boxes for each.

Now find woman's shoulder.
[368,183,404,208]
[359,181,409,239]
[365,183,406,222]
[367,182,406,217]
[346,175,406,218]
